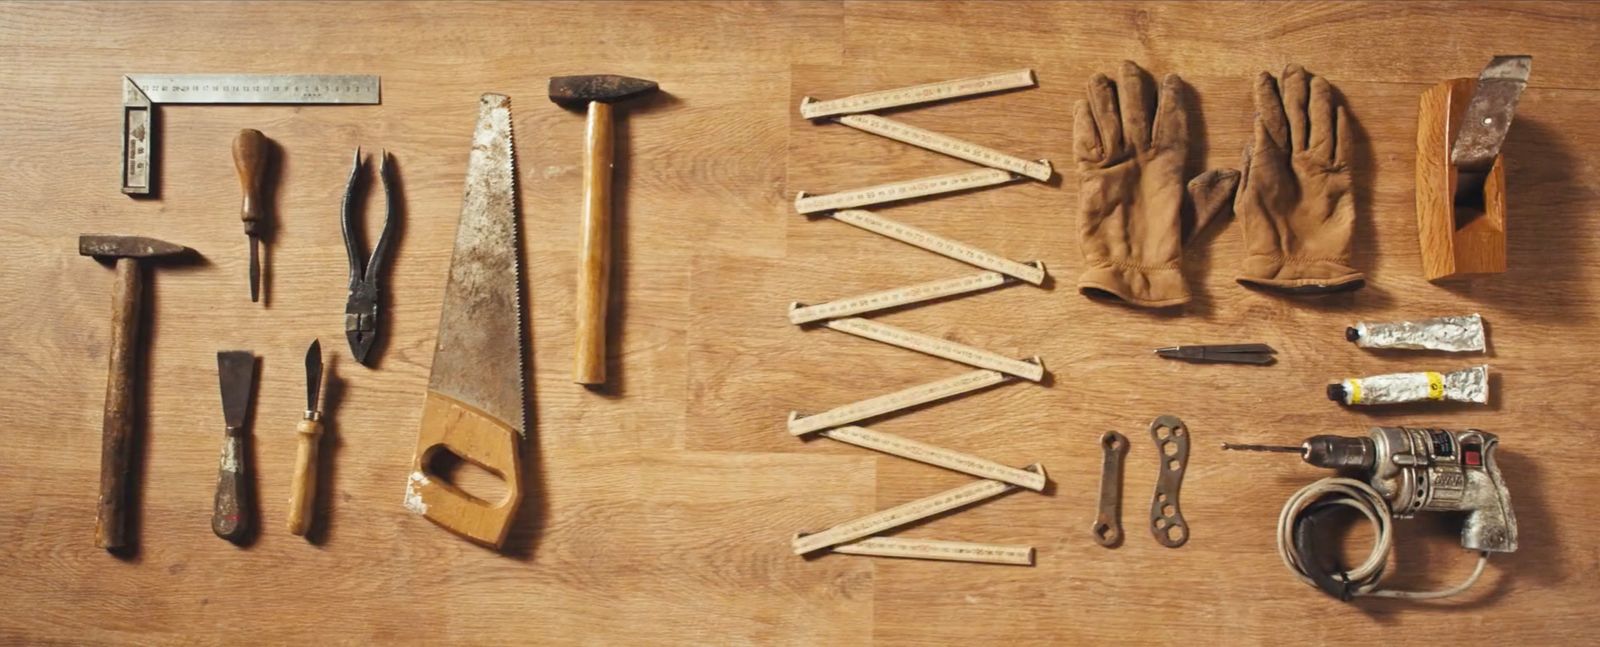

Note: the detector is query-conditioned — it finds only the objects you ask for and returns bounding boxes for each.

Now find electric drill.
[1226,427,1518,599]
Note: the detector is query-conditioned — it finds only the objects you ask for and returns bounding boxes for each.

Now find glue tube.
[1344,314,1486,352]
[1326,365,1489,406]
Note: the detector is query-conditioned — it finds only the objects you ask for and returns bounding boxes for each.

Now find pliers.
[342,147,397,366]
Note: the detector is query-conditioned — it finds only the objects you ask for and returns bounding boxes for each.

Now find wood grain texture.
[3,1,1600,644]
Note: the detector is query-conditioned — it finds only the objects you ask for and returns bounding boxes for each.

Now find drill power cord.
[1277,477,1489,600]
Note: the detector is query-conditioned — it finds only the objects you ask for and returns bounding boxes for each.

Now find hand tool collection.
[779,60,1524,605]
[87,68,674,553]
[82,54,1531,607]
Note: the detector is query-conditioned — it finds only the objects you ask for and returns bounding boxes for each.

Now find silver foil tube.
[1328,365,1490,406]
[1345,313,1486,352]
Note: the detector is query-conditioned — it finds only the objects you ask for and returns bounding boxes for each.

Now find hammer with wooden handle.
[78,234,191,551]
[549,74,660,386]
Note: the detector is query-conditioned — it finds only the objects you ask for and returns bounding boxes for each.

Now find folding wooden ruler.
[121,74,381,195]
[786,70,1051,564]
[795,68,1051,207]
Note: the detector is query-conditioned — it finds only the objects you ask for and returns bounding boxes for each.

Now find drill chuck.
[1300,435,1375,470]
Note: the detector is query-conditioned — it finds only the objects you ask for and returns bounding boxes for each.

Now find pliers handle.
[342,147,397,365]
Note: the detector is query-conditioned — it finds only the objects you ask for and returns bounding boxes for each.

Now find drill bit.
[1221,442,1303,453]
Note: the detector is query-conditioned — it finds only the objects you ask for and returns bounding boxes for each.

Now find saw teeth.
[503,95,530,439]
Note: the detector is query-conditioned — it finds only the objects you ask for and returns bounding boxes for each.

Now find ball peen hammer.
[549,74,659,386]
[78,234,191,550]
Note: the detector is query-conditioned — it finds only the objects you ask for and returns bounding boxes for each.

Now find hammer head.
[548,74,659,108]
[79,234,189,260]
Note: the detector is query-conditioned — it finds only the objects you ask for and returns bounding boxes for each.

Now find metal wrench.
[1149,415,1190,548]
[1093,431,1128,547]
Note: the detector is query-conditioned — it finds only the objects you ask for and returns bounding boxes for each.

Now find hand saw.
[404,94,526,548]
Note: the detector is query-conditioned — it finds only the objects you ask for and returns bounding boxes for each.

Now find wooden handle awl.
[407,391,522,548]
[574,101,614,385]
[287,417,322,536]
[232,129,270,232]
[95,259,143,550]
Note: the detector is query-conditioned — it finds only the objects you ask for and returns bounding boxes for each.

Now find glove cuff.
[1237,254,1366,294]
[1078,260,1191,308]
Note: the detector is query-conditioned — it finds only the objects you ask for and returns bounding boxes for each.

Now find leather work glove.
[1234,64,1365,293]
[1074,61,1239,308]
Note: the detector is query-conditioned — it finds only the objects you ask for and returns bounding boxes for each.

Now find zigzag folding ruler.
[788,69,1050,566]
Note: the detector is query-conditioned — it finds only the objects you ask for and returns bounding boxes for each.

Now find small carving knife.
[1452,55,1532,172]
[288,340,324,536]
[214,350,257,543]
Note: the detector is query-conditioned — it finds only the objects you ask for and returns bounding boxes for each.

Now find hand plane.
[1415,55,1531,281]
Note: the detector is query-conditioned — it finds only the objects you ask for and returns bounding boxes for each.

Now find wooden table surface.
[4,1,1597,644]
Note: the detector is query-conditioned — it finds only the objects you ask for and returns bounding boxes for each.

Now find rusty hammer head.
[79,234,189,263]
[548,74,659,109]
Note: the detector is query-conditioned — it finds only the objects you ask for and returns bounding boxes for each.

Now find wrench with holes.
[1093,431,1128,547]
[1149,415,1190,547]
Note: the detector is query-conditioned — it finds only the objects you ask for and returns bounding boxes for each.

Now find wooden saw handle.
[287,417,322,536]
[574,100,613,385]
[232,129,270,234]
[408,391,523,548]
[95,258,143,550]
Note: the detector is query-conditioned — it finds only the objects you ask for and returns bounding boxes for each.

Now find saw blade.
[427,93,526,436]
[1451,55,1532,171]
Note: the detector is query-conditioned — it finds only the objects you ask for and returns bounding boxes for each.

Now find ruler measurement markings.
[800,69,1037,119]
[824,318,1044,381]
[831,537,1036,566]
[120,74,380,195]
[789,271,1010,325]
[127,74,381,104]
[836,114,1053,181]
[790,464,1041,554]
[830,209,1046,285]
[794,168,1018,214]
[787,368,1009,436]
[819,425,1047,490]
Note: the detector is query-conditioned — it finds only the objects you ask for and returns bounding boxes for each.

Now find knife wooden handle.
[574,100,613,386]
[232,129,270,233]
[287,417,322,536]
[95,259,143,550]
[408,391,522,548]
[212,429,251,543]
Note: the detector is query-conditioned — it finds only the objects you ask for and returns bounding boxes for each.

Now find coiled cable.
[1277,477,1488,600]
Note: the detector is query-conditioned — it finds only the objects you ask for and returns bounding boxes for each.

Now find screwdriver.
[232,129,272,303]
